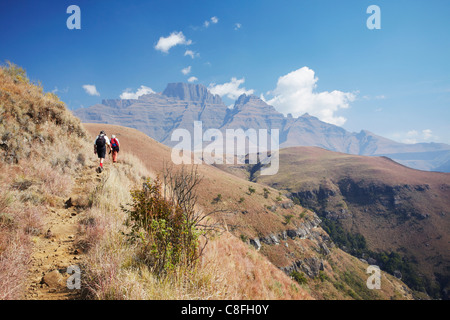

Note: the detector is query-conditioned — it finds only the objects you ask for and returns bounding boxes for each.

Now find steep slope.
[220,146,450,299]
[0,63,94,299]
[0,63,310,300]
[83,123,413,300]
[73,85,450,172]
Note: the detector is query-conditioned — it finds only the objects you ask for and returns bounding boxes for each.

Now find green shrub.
[124,177,201,276]
[318,271,330,282]
[299,210,307,219]
[284,214,294,225]
[290,270,308,285]
[240,234,248,243]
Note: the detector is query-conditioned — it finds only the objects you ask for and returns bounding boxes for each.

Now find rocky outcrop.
[281,257,325,278]
[248,213,333,278]
[285,214,322,240]
[249,214,323,250]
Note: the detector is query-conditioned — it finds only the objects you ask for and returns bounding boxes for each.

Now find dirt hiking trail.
[23,163,103,300]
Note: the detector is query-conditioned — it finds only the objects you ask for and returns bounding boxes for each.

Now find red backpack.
[111,138,119,148]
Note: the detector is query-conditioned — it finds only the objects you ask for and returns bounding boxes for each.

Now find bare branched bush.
[162,164,223,257]
[124,164,221,277]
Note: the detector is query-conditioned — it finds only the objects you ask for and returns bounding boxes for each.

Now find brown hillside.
[0,63,95,299]
[224,146,450,298]
[84,123,413,300]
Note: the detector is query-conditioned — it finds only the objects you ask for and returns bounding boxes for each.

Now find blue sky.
[1,0,449,144]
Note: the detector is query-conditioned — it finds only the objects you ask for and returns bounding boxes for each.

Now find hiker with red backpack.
[94,130,110,173]
[110,134,120,163]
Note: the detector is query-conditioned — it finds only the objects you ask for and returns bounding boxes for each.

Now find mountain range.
[74,83,450,172]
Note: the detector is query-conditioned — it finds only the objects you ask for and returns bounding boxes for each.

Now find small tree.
[124,165,215,276]
[125,178,198,275]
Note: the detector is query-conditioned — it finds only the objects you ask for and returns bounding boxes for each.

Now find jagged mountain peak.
[162,82,223,104]
[235,93,262,104]
[299,113,320,121]
[233,93,280,114]
[74,82,450,172]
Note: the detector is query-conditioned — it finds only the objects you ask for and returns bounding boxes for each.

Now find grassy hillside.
[0,62,91,298]
[0,62,412,300]
[83,123,413,300]
[0,63,310,300]
[222,146,450,299]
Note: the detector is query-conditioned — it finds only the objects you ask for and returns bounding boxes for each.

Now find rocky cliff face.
[248,213,333,278]
[163,82,223,104]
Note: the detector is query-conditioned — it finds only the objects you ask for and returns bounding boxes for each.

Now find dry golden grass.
[201,232,312,300]
[82,123,414,300]
[79,151,313,300]
[0,62,93,299]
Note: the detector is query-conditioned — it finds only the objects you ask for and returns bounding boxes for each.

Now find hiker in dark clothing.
[94,130,110,173]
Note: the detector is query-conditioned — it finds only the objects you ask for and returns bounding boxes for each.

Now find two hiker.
[94,130,120,172]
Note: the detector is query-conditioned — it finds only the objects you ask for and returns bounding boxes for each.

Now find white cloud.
[52,86,69,94]
[362,94,386,101]
[181,66,192,75]
[154,31,192,53]
[184,50,199,59]
[204,16,219,28]
[82,84,100,96]
[397,129,436,144]
[120,85,155,100]
[266,67,356,126]
[234,23,242,30]
[260,93,267,102]
[208,77,254,100]
[188,76,198,83]
[422,129,433,140]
